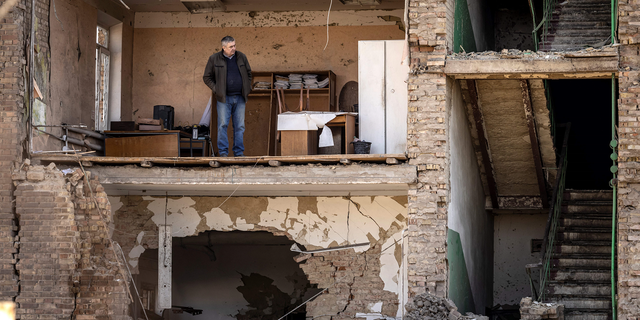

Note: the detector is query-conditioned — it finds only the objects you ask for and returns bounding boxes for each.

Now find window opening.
[95,25,110,131]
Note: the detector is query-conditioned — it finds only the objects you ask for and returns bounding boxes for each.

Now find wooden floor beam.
[520,80,550,208]
[466,80,499,209]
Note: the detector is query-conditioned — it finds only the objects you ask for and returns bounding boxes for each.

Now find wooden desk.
[326,114,356,154]
[279,113,356,156]
[105,130,188,157]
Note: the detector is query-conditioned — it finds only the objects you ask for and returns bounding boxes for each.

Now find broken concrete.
[445,47,619,79]
[405,292,488,320]
[519,297,565,320]
[112,194,408,318]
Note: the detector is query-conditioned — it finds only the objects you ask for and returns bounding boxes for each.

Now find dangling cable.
[323,0,333,51]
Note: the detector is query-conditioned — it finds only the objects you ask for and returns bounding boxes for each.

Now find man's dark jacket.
[203,50,252,103]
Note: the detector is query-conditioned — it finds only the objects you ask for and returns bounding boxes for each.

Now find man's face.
[222,41,236,57]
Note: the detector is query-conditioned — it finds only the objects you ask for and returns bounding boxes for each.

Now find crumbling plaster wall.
[170,242,312,320]
[131,11,404,124]
[493,214,546,305]
[33,0,134,152]
[448,79,493,314]
[111,195,408,318]
[616,1,640,319]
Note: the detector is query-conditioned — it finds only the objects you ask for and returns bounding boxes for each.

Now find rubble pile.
[448,44,618,61]
[519,297,564,320]
[405,293,489,320]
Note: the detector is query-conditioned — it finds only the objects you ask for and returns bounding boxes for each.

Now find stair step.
[546,283,611,295]
[560,218,613,228]
[550,13,611,21]
[551,298,611,310]
[555,245,611,255]
[563,204,612,214]
[552,29,611,37]
[558,232,611,241]
[558,226,611,233]
[553,9,611,16]
[556,240,613,247]
[540,44,604,52]
[551,21,611,29]
[552,257,611,269]
[550,270,611,282]
[565,312,611,320]
[543,37,610,46]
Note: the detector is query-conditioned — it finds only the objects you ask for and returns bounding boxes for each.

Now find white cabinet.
[358,40,409,154]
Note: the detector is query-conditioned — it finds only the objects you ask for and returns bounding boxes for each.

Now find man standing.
[203,36,252,157]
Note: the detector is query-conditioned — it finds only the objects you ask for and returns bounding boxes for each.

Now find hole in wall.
[134,231,316,320]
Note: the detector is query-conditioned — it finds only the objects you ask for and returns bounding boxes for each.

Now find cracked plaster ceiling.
[124,0,405,13]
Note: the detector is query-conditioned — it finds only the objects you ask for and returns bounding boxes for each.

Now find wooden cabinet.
[210,70,337,156]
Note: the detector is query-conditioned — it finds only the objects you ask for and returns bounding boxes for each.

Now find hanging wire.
[323,0,333,51]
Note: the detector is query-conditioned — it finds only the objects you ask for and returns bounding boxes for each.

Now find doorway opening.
[134,231,316,319]
[548,79,616,190]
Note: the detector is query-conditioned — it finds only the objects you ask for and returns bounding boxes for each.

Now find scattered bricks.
[25,167,44,182]
[519,297,564,320]
[405,292,488,320]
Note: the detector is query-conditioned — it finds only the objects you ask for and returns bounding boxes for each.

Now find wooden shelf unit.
[211,70,338,157]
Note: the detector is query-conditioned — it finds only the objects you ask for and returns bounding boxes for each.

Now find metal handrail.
[528,0,559,51]
[538,123,571,302]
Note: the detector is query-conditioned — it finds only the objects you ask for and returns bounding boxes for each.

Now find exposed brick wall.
[617,43,640,320]
[13,163,78,319]
[0,0,27,302]
[71,169,130,319]
[406,0,450,300]
[12,164,130,319]
[616,0,640,317]
[618,0,640,45]
[300,246,399,319]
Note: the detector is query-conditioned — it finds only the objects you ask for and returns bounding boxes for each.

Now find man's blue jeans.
[216,95,245,156]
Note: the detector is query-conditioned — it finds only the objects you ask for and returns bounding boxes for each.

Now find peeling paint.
[135,10,405,29]
[146,196,201,237]
[113,195,408,304]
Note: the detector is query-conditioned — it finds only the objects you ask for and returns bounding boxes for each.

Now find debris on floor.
[405,293,489,320]
[448,45,618,61]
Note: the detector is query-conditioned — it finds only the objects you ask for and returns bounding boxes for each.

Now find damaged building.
[0,0,637,319]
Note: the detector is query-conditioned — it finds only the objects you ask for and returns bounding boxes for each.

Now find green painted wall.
[453,0,477,53]
[448,229,475,313]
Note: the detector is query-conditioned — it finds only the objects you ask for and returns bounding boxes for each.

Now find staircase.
[539,0,611,51]
[544,190,613,320]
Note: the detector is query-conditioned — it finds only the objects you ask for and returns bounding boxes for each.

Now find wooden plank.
[466,80,499,209]
[33,153,408,166]
[520,80,550,209]
[105,134,179,157]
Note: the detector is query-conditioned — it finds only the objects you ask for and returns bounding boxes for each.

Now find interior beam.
[520,80,549,208]
[466,80,499,209]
